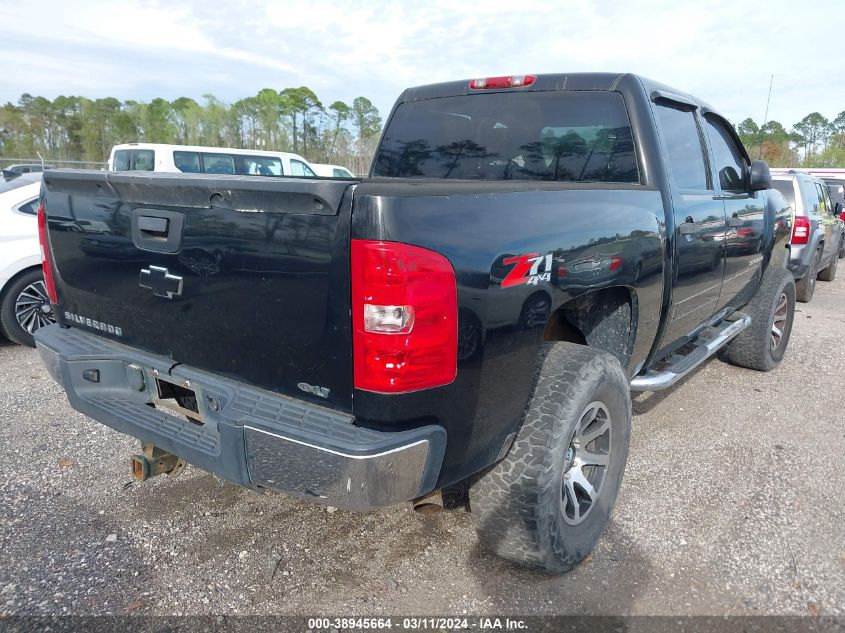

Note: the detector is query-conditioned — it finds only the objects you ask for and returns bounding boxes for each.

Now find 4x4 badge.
[139,266,183,299]
[502,253,553,288]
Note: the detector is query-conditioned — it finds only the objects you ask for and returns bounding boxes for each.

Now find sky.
[1,0,842,130]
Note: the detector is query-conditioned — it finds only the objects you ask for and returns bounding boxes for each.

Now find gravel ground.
[0,275,843,619]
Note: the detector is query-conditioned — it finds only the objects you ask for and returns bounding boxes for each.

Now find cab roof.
[396,72,722,121]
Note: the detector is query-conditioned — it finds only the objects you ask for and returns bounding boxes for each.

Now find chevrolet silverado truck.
[34,73,794,573]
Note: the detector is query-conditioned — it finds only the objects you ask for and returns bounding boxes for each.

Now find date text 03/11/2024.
[306,617,528,630]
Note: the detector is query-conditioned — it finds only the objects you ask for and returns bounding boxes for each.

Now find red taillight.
[609,256,623,271]
[37,202,59,304]
[351,240,457,393]
[791,216,810,245]
[840,211,845,222]
[469,75,536,90]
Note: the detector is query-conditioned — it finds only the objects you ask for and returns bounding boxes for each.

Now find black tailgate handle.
[131,209,184,254]
[138,216,169,236]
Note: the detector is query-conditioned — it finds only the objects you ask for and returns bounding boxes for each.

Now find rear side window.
[174,151,201,173]
[333,168,353,177]
[113,149,154,171]
[800,179,820,215]
[15,198,38,215]
[816,182,832,218]
[772,180,796,208]
[202,154,235,174]
[655,102,709,190]
[373,91,639,183]
[240,156,283,176]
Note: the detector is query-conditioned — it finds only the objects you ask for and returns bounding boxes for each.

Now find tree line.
[737,110,845,168]
[2,87,844,172]
[0,87,383,174]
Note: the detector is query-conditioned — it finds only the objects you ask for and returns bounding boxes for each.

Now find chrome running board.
[630,311,752,392]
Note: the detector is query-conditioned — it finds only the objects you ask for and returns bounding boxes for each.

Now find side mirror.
[748,160,772,192]
[834,201,843,215]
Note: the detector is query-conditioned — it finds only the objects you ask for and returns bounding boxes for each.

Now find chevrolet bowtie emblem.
[139,265,183,299]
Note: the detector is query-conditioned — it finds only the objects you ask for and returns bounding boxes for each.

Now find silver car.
[772,171,845,302]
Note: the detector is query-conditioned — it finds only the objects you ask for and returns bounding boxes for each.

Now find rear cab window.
[113,149,155,171]
[373,91,640,183]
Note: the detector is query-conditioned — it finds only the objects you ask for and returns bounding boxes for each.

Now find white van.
[108,143,318,177]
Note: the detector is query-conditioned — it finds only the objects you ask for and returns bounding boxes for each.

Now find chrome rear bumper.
[34,324,445,510]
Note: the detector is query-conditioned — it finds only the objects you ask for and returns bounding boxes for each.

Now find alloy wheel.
[15,280,55,334]
[560,401,612,526]
[770,292,788,351]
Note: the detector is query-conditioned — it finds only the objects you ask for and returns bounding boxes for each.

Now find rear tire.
[718,267,795,372]
[0,268,56,347]
[469,343,631,573]
[838,236,844,260]
[818,251,838,282]
[795,250,819,303]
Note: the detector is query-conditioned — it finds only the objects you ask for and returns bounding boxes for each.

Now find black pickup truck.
[34,73,794,572]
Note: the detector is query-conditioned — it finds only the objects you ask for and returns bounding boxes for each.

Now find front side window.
[374,91,639,183]
[655,102,709,190]
[202,154,235,174]
[704,115,747,193]
[290,160,316,177]
[174,151,201,173]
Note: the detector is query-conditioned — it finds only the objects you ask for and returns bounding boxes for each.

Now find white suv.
[0,173,55,346]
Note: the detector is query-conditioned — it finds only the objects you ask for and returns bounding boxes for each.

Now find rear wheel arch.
[0,264,44,304]
[0,265,54,346]
[542,286,637,370]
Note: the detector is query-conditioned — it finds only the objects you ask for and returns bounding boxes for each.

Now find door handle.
[678,221,698,235]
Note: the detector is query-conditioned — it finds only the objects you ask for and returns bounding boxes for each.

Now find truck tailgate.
[42,171,355,411]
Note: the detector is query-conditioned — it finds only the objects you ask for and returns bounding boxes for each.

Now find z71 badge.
[502,253,553,288]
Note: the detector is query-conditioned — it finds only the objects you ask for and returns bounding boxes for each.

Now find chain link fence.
[1,157,108,170]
